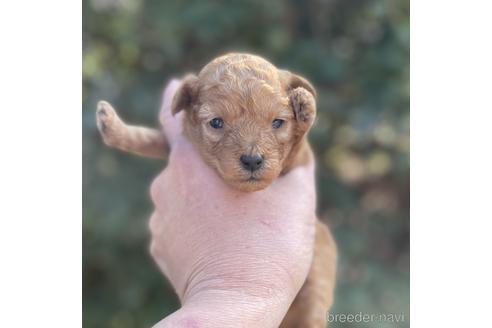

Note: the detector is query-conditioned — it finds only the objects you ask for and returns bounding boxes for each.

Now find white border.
[0,1,81,327]
[412,1,492,326]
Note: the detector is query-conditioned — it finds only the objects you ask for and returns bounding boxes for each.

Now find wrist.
[154,289,294,328]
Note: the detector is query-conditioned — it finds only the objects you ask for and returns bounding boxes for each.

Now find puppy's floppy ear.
[279,69,317,98]
[279,70,317,133]
[171,74,199,115]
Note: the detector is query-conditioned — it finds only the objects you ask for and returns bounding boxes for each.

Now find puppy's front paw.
[96,101,123,146]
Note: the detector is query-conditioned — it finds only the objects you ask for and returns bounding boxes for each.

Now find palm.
[149,81,317,327]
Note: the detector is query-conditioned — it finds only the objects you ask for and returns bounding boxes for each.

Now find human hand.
[149,80,317,327]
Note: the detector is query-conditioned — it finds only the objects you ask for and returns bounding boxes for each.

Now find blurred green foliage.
[83,0,409,327]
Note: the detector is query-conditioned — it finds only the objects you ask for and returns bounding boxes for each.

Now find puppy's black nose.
[240,154,263,172]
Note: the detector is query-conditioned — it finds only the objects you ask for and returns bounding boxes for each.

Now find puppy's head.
[172,53,316,191]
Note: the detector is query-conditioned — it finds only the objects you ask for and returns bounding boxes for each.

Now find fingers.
[148,212,163,261]
[150,168,171,211]
[273,162,316,191]
[160,79,185,145]
[270,163,317,216]
[160,79,181,120]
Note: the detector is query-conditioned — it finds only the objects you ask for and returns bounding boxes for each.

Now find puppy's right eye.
[272,119,285,129]
[209,118,224,129]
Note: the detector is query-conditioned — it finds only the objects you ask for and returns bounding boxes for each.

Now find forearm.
[153,291,292,328]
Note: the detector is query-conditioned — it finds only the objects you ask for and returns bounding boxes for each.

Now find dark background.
[83,0,409,327]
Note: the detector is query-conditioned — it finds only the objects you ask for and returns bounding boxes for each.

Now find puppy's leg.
[280,221,337,328]
[96,101,169,159]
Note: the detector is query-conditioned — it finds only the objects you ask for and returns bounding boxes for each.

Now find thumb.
[159,79,185,145]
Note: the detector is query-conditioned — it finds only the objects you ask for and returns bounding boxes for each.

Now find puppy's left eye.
[272,119,285,129]
[209,118,224,129]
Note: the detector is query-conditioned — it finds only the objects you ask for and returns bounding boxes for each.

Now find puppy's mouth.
[243,171,264,182]
[242,173,271,188]
[235,175,268,191]
[222,171,274,192]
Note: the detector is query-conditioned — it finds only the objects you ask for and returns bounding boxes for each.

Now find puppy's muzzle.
[240,154,263,172]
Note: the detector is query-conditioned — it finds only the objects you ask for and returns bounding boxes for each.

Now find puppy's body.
[97,53,336,327]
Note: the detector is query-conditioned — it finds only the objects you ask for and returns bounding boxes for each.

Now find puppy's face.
[172,54,316,192]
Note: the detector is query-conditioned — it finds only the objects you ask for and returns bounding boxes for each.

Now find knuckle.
[149,241,158,257]
[149,177,162,205]
[148,213,160,233]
